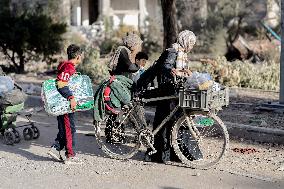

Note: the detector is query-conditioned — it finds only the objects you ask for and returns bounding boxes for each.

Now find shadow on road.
[0,111,106,162]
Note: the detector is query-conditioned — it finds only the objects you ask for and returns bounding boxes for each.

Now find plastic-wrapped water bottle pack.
[41,75,94,116]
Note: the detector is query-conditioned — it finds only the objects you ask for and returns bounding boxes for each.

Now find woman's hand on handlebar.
[171,68,177,76]
[174,68,192,77]
[185,69,192,77]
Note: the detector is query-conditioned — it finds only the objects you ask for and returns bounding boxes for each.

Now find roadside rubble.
[277,163,284,171]
[228,34,280,63]
[232,148,260,154]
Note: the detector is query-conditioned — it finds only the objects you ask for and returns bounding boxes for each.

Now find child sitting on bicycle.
[132,52,148,83]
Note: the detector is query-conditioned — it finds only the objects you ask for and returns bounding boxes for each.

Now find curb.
[25,95,43,107]
[224,122,284,145]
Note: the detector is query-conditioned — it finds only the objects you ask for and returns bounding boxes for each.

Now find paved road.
[0,111,283,189]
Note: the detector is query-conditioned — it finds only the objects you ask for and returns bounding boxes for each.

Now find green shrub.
[63,31,89,48]
[114,25,137,39]
[196,57,280,91]
[77,46,109,84]
[142,18,163,55]
[99,38,119,55]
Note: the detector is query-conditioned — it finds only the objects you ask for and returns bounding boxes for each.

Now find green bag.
[41,74,94,116]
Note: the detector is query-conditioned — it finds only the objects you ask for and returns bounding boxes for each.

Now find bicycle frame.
[141,95,180,135]
[112,93,212,144]
[140,95,211,138]
[152,105,179,135]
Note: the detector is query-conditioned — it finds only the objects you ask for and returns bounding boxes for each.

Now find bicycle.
[94,84,229,169]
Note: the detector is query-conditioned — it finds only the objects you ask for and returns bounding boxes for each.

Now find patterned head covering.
[171,30,196,70]
[122,32,143,49]
[175,30,196,52]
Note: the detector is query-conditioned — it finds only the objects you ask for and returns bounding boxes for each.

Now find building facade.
[70,0,161,30]
[10,0,162,31]
[9,0,280,30]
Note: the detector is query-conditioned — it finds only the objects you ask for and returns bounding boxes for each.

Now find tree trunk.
[161,0,178,49]
[13,51,25,74]
[9,51,21,73]
[280,0,284,103]
[18,55,25,73]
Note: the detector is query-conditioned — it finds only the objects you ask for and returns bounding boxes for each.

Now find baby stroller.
[0,77,40,145]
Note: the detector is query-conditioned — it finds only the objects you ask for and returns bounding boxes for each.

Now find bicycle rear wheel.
[95,112,141,160]
[171,112,229,169]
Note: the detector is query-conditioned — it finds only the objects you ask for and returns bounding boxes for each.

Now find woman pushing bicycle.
[94,31,229,169]
[136,30,202,163]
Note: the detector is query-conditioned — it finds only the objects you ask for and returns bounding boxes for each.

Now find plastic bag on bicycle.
[184,71,221,91]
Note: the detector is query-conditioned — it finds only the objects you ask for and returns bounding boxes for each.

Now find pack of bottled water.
[41,75,94,116]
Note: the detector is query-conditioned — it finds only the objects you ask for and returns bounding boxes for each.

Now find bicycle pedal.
[139,129,154,143]
[148,150,157,156]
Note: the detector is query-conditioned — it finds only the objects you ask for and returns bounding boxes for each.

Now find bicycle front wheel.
[171,112,229,169]
[95,113,141,160]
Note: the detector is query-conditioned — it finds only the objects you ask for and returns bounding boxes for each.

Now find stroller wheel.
[4,131,15,145]
[31,126,40,139]
[23,127,34,141]
[12,128,21,143]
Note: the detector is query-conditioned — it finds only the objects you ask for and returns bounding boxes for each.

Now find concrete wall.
[10,0,160,30]
[102,0,160,31]
[71,0,81,26]
[82,0,90,26]
[110,0,139,10]
[146,0,162,24]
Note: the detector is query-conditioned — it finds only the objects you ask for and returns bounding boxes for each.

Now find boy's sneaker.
[47,147,63,161]
[64,156,83,165]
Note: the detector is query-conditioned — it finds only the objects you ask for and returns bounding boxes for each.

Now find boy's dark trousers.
[54,113,76,157]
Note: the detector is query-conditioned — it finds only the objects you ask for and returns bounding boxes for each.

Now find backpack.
[108,46,131,72]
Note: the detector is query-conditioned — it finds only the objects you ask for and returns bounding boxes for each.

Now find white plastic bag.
[185,72,222,91]
[0,76,14,97]
[185,71,212,90]
[212,81,221,92]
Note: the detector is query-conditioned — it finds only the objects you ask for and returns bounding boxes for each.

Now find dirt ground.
[219,88,284,130]
[0,108,283,189]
